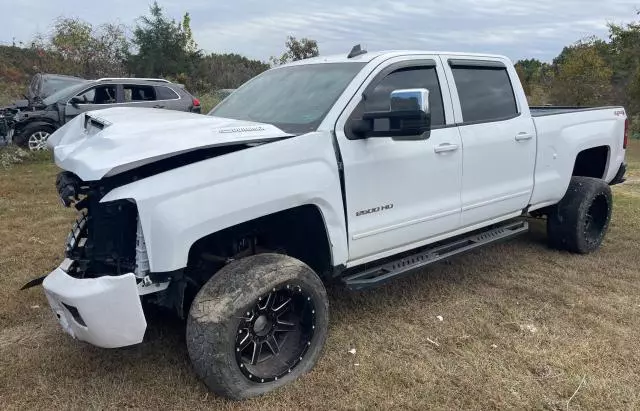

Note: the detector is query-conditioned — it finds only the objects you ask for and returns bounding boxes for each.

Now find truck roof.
[284,50,510,66]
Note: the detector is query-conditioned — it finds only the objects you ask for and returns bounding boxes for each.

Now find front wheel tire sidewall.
[186,254,329,400]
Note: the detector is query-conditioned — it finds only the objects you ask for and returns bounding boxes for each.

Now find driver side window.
[75,85,117,105]
[366,67,445,127]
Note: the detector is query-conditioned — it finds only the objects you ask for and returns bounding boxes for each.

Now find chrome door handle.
[515,132,534,141]
[434,143,459,153]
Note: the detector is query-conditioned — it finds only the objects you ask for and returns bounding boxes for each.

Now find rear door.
[336,56,463,263]
[122,84,160,109]
[441,57,536,227]
[154,85,185,111]
[64,84,119,123]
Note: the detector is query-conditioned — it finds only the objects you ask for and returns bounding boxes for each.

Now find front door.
[336,56,463,263]
[64,84,120,123]
[442,57,537,227]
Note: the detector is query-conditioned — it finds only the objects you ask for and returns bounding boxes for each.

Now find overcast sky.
[2,0,638,63]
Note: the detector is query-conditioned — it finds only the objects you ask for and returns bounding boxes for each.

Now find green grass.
[1,143,639,410]
[197,92,222,113]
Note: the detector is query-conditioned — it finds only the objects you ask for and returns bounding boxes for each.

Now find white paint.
[50,50,627,283]
[43,265,146,348]
[47,107,293,181]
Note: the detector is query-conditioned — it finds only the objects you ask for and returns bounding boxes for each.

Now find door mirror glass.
[350,88,432,140]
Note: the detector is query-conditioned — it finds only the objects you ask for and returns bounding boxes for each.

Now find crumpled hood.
[48,107,293,181]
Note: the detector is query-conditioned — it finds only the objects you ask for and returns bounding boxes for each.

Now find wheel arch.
[186,204,334,279]
[572,145,610,179]
[14,119,58,134]
[14,120,59,148]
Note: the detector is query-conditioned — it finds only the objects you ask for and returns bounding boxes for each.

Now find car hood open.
[48,107,294,181]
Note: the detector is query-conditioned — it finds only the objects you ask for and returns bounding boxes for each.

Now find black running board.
[342,220,529,290]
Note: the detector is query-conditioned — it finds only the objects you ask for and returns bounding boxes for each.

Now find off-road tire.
[547,176,612,254]
[186,253,329,400]
[14,123,56,150]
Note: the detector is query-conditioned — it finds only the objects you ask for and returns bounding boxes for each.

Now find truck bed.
[530,106,623,117]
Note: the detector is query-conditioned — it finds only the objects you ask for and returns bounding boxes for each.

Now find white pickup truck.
[34,46,628,399]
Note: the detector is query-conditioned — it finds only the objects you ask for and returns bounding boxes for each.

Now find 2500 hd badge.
[356,203,394,217]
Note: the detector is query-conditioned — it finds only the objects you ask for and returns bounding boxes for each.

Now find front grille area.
[60,172,138,278]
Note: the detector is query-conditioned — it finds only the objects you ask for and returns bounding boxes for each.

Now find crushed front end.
[41,171,162,348]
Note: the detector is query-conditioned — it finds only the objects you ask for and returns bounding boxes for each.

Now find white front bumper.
[43,264,147,348]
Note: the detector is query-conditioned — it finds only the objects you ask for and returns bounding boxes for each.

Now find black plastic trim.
[330,130,350,237]
[362,60,437,97]
[62,302,87,327]
[609,163,627,186]
[530,106,624,117]
[149,268,184,283]
[448,59,506,68]
[456,113,522,127]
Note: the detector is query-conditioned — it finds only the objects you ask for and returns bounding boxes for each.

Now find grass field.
[1,143,639,410]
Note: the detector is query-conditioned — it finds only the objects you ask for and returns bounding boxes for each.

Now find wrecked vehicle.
[28,73,87,103]
[2,77,200,150]
[35,47,627,400]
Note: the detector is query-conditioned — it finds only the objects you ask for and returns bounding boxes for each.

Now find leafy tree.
[550,39,613,106]
[128,1,200,78]
[270,36,319,65]
[45,17,129,77]
[182,13,198,54]
[607,21,640,113]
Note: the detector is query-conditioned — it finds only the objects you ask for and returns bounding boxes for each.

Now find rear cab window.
[449,59,518,124]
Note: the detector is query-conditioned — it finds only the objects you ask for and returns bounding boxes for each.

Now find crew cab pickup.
[38,47,628,400]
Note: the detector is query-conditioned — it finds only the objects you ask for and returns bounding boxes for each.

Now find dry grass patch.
[1,143,639,410]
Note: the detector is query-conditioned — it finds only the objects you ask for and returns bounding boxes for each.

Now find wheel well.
[185,204,333,286]
[14,120,58,135]
[572,146,609,179]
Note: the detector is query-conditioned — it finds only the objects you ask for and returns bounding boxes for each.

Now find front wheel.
[15,124,56,151]
[186,254,329,400]
[547,176,613,254]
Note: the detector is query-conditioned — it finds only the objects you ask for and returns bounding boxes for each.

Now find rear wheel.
[547,176,612,253]
[186,253,328,400]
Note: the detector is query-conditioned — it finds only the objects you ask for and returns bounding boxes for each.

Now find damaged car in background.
[1,73,85,146]
[1,77,201,150]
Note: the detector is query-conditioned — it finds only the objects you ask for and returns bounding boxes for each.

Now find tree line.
[515,12,640,135]
[0,2,318,101]
[0,2,638,136]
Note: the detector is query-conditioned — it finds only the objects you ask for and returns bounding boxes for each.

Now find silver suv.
[8,78,201,151]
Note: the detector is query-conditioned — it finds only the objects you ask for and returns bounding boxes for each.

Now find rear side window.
[451,65,517,123]
[124,85,156,102]
[155,86,180,100]
[366,67,445,127]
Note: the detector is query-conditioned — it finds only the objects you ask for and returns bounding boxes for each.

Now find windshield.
[209,62,366,134]
[41,77,85,99]
[42,81,91,105]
